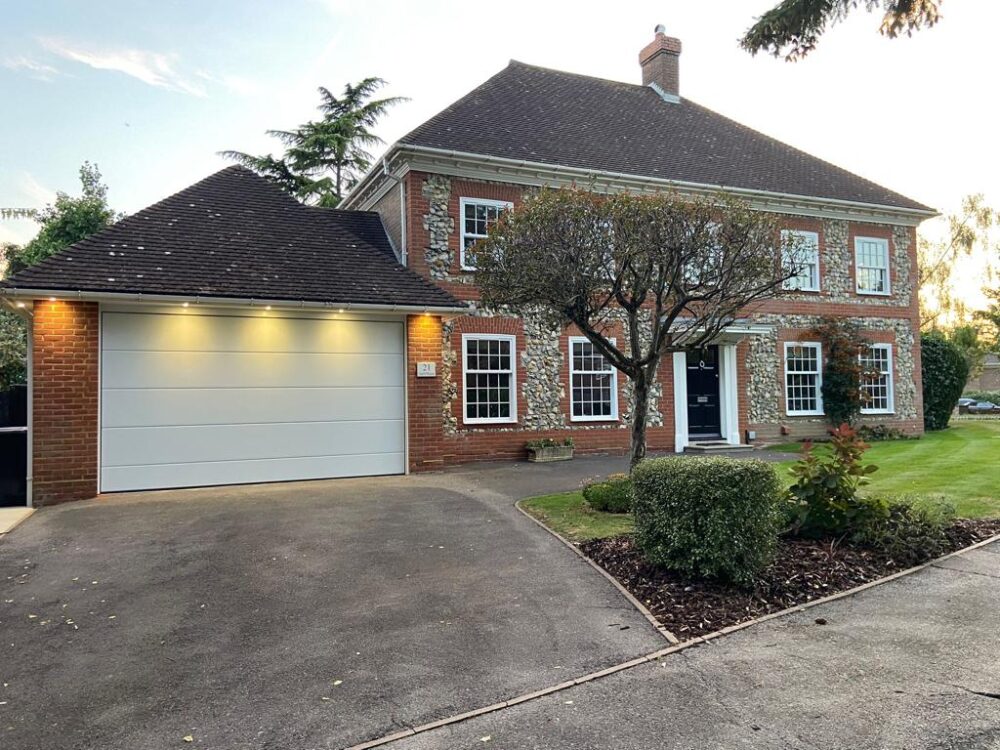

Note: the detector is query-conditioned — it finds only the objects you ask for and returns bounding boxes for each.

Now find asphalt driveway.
[393,541,1000,750]
[0,456,663,750]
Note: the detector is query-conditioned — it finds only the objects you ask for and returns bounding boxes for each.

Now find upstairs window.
[462,334,517,424]
[860,344,894,414]
[781,229,820,291]
[784,342,823,416]
[460,198,512,271]
[855,237,891,295]
[569,337,618,421]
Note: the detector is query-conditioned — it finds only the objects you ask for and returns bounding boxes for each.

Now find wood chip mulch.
[580,519,1000,639]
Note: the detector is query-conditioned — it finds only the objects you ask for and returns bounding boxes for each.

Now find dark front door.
[686,346,721,437]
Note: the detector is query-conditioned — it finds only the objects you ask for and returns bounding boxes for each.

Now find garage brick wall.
[32,300,99,506]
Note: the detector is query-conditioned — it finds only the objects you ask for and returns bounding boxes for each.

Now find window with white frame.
[569,337,618,421]
[855,237,890,295]
[462,335,517,423]
[860,344,894,414]
[781,229,820,291]
[460,198,512,271]
[784,342,823,416]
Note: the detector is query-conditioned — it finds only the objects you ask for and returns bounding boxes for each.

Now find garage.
[100,309,406,492]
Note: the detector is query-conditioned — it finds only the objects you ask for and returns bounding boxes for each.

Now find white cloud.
[195,70,258,96]
[38,37,207,97]
[2,56,59,81]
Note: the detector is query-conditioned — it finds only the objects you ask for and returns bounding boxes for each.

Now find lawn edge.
[515,498,680,645]
[345,518,1000,750]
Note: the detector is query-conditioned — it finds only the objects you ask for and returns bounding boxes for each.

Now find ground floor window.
[860,344,894,414]
[462,334,517,424]
[569,337,618,421]
[784,342,823,416]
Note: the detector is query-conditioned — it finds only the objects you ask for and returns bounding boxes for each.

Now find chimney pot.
[639,25,682,99]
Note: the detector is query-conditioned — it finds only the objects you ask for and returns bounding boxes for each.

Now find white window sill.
[856,289,892,297]
[463,418,517,426]
[861,409,896,416]
[570,415,620,423]
[784,286,821,293]
[785,411,825,417]
[460,266,477,272]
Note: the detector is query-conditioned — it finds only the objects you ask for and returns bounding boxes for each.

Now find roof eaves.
[392,143,938,223]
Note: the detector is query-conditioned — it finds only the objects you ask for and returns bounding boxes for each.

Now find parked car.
[968,401,1000,414]
[958,397,978,408]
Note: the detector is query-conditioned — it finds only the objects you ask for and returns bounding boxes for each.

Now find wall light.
[337,308,344,314]
[16,302,26,308]
[182,302,189,308]
[265,305,272,311]
[48,297,56,302]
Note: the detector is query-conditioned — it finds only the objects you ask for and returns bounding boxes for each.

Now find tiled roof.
[400,61,931,213]
[2,166,461,309]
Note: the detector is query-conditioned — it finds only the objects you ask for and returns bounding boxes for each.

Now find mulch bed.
[580,519,1000,639]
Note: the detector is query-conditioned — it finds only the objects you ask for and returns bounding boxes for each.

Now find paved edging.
[344,530,1000,750]
[514,499,679,644]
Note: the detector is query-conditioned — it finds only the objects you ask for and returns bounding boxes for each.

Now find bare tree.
[474,188,799,469]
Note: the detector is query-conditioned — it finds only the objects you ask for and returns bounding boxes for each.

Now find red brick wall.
[31,300,99,505]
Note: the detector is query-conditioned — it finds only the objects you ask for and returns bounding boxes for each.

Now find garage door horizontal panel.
[102,387,405,428]
[101,452,405,492]
[102,350,404,389]
[102,312,403,354]
[102,419,404,468]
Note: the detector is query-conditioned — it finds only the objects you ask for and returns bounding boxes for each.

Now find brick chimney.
[639,24,682,100]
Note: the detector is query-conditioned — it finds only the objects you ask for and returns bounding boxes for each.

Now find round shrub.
[921,332,969,431]
[631,457,783,586]
[582,473,632,513]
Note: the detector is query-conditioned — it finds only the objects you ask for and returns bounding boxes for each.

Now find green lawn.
[772,421,1000,518]
[520,491,634,542]
[520,421,1000,541]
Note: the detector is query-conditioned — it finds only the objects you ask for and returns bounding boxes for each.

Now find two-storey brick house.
[1,28,934,505]
[343,28,933,470]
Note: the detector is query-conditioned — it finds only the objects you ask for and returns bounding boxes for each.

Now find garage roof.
[1,166,463,310]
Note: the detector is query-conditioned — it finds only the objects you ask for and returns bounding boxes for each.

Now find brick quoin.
[31,300,99,506]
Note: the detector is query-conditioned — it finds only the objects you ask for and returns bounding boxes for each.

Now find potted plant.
[526,437,574,463]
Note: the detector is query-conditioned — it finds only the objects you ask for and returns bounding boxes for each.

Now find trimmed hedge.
[582,473,632,513]
[632,457,783,585]
[921,332,969,431]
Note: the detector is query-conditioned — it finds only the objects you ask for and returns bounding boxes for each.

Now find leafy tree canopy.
[1,162,121,388]
[474,188,798,468]
[919,194,999,330]
[4,162,122,276]
[222,78,406,207]
[742,0,942,60]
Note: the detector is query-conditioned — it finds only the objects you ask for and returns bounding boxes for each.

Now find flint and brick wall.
[402,170,925,468]
[31,300,99,505]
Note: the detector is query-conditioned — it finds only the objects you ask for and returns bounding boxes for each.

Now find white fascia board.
[372,143,936,227]
[0,288,467,317]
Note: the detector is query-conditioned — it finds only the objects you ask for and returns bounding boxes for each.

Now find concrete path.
[0,455,662,750]
[391,542,1000,750]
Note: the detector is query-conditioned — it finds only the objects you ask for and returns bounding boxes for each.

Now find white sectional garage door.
[100,310,406,492]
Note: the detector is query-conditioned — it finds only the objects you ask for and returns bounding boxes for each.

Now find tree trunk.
[629,370,650,472]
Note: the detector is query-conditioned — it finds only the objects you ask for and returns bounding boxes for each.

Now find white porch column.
[718,343,741,446]
[672,351,688,453]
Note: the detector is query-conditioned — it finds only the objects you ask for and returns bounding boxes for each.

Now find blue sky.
[3,0,998,284]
